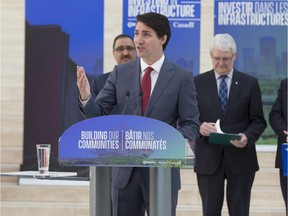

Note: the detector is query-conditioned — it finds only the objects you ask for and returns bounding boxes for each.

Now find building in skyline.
[258,36,277,78]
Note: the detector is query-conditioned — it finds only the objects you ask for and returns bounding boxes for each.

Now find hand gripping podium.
[59,115,191,216]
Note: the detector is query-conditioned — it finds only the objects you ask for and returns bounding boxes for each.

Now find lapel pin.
[235,81,238,85]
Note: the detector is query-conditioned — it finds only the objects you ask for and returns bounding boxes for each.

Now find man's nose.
[123,49,129,55]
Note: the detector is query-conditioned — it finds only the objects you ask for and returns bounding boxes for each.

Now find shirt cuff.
[79,95,91,107]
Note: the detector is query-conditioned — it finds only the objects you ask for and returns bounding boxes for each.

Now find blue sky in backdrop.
[26,0,104,76]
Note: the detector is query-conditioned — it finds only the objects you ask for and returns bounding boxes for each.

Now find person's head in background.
[209,33,237,75]
[112,34,137,64]
[134,12,171,65]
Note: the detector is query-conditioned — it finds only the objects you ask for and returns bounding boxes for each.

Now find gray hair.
[209,33,237,54]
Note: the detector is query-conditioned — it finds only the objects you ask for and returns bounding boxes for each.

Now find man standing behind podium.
[194,33,267,216]
[91,34,137,97]
[76,12,200,216]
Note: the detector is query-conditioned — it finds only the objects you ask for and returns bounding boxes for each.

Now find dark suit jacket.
[91,72,111,97]
[269,78,288,169]
[194,69,267,175]
[81,58,200,191]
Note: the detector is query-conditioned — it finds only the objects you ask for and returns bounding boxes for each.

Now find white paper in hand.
[215,119,224,133]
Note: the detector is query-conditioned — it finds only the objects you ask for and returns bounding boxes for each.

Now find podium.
[59,115,193,216]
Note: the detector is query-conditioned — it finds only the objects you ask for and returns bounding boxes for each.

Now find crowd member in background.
[194,33,267,216]
[76,12,199,216]
[91,34,137,97]
[269,78,287,213]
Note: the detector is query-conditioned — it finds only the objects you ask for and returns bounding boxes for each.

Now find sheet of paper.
[215,119,223,133]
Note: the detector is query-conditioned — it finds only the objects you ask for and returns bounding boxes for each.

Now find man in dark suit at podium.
[194,33,267,216]
[76,12,200,216]
[269,78,287,212]
[91,34,137,97]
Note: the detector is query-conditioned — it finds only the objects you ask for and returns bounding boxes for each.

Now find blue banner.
[214,0,287,78]
[214,0,288,144]
[122,0,201,75]
[59,115,188,167]
[26,0,104,76]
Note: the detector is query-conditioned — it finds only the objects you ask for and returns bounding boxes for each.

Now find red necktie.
[141,67,153,115]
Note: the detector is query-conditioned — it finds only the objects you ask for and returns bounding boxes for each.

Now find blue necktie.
[219,75,228,113]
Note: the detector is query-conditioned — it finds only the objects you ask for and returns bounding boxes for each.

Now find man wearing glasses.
[91,34,137,97]
[194,33,267,216]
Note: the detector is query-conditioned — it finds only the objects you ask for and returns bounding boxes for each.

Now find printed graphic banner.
[26,0,104,76]
[214,0,287,78]
[59,115,190,167]
[214,0,288,144]
[23,0,104,173]
[122,0,201,75]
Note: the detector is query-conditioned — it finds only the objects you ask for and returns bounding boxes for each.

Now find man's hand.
[230,133,248,148]
[200,122,217,136]
[76,66,91,101]
[284,130,288,143]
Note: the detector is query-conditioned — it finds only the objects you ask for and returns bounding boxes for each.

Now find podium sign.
[59,115,187,167]
[282,143,288,176]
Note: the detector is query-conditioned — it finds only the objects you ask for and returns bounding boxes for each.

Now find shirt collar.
[214,69,233,79]
[140,54,165,73]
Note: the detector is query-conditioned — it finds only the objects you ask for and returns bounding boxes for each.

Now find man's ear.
[161,35,167,45]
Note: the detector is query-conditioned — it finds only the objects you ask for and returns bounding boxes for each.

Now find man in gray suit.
[76,12,200,216]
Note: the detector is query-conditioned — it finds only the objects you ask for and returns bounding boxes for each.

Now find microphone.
[134,92,143,116]
[121,91,130,115]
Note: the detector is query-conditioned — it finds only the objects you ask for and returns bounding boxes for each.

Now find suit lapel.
[144,59,173,116]
[129,59,141,94]
[224,70,240,117]
[128,60,142,115]
[207,71,222,115]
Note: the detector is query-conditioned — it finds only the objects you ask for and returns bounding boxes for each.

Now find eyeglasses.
[211,55,233,63]
[114,46,135,53]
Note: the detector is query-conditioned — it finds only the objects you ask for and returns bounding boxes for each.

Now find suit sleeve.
[269,79,287,143]
[90,77,100,99]
[244,78,267,148]
[177,72,200,142]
